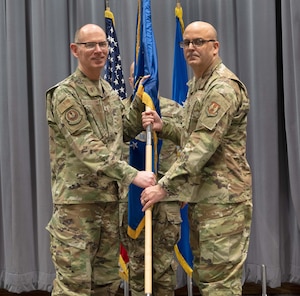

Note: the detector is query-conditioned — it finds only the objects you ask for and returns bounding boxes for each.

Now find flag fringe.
[127,216,145,239]
[174,244,193,277]
[104,9,115,25]
[119,254,129,281]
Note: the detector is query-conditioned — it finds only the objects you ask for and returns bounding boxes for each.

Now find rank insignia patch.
[65,108,82,125]
[207,101,220,117]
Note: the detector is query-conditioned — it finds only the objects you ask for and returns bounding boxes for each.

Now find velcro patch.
[58,98,73,114]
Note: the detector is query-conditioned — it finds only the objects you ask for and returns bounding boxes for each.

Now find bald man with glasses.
[46,24,156,296]
[140,21,253,296]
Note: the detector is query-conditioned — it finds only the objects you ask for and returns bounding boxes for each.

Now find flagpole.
[145,105,153,296]
[261,264,267,296]
[187,274,193,296]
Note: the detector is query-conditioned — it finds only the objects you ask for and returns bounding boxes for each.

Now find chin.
[187,60,198,67]
[93,62,105,68]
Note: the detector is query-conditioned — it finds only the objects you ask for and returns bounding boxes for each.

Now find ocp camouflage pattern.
[46,68,139,204]
[157,58,252,204]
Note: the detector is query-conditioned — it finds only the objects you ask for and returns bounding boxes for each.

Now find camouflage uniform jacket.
[158,57,252,204]
[46,68,139,204]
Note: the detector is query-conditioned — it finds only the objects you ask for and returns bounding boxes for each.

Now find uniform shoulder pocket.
[57,98,89,134]
[200,94,231,131]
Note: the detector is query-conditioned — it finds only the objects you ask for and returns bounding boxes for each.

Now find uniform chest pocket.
[184,98,202,134]
[82,99,108,140]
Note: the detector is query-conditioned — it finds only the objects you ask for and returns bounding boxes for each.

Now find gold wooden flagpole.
[145,105,153,296]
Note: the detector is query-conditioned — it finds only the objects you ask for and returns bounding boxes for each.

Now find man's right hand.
[132,171,156,188]
[142,110,163,132]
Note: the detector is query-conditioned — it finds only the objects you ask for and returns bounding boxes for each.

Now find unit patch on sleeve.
[207,101,220,117]
[65,108,82,125]
[57,98,89,134]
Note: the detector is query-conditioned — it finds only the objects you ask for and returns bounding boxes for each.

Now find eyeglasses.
[76,41,109,49]
[179,38,216,48]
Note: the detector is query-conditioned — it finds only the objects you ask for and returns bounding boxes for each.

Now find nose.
[94,43,102,51]
[187,41,195,48]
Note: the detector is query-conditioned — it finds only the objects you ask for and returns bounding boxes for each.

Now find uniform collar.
[188,57,222,92]
[74,68,105,97]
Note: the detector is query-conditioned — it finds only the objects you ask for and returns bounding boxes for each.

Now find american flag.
[103,8,129,284]
[104,9,127,99]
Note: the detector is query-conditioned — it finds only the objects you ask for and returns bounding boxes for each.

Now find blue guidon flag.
[127,0,161,239]
[171,4,193,277]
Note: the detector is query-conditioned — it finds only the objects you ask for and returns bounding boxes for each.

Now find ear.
[70,43,79,58]
[213,41,219,54]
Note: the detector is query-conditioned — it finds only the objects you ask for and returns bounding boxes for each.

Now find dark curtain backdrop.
[1,0,300,293]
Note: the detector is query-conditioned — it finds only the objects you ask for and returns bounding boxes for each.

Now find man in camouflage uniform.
[120,63,182,296]
[140,21,253,296]
[45,24,156,296]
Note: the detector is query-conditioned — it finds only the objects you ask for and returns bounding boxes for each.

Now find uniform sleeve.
[50,86,138,187]
[123,95,145,141]
[156,98,183,145]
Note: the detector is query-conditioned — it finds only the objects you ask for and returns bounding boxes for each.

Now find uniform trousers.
[47,202,120,296]
[189,200,252,296]
[120,201,182,296]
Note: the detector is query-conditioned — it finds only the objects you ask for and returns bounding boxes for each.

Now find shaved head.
[184,21,217,41]
[74,24,106,42]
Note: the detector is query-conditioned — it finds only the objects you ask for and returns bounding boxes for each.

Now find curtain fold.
[282,0,300,229]
[0,0,300,292]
